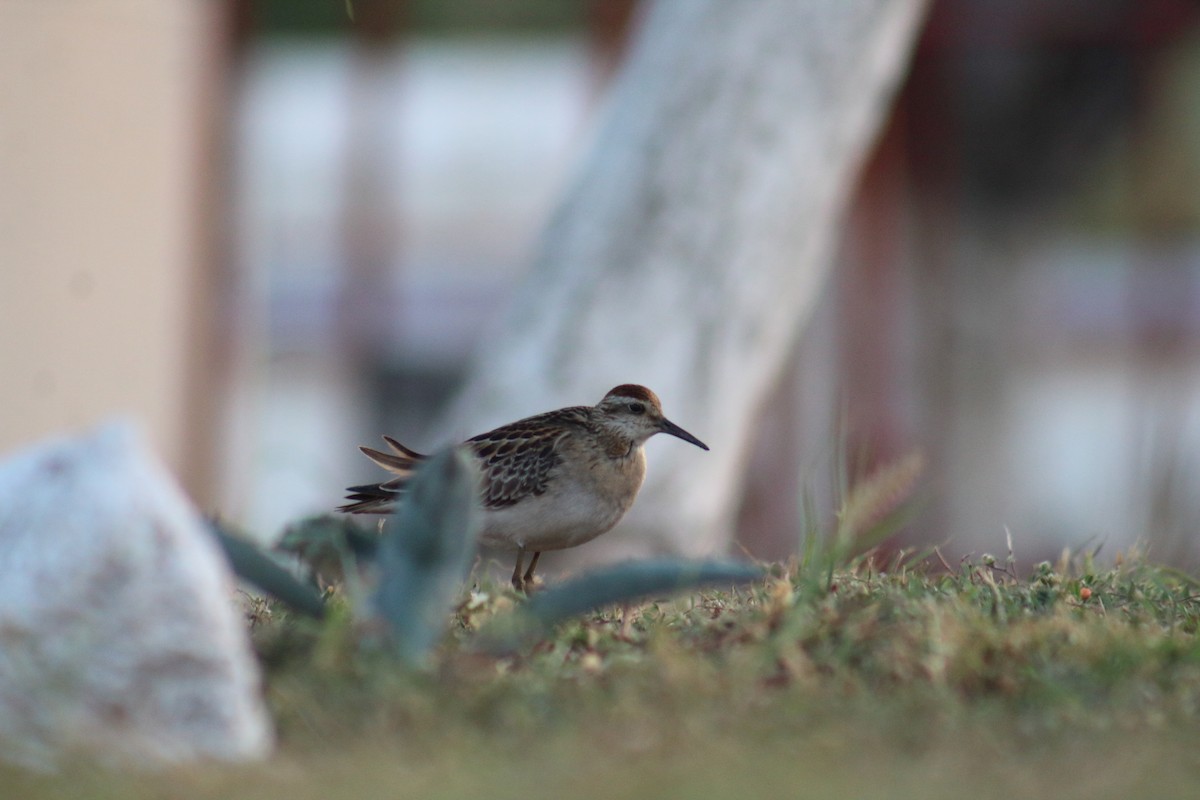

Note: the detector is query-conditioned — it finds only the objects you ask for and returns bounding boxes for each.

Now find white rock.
[0,421,272,770]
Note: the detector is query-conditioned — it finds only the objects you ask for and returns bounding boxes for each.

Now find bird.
[340,384,709,592]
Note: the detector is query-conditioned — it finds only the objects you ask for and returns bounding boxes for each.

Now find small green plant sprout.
[371,446,482,665]
[276,513,379,589]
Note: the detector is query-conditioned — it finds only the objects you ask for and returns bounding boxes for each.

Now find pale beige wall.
[0,0,222,500]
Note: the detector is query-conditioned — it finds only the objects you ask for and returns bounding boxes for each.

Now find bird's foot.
[510,574,543,595]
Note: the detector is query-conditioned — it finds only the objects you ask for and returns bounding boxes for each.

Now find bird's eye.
[628,402,646,415]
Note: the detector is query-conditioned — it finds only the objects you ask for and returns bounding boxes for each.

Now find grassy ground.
[9,549,1200,798]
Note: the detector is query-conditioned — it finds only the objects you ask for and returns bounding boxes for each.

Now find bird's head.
[595,384,709,450]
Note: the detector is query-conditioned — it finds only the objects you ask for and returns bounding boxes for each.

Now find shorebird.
[340,384,709,591]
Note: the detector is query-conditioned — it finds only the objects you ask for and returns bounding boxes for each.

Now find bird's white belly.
[478,482,635,551]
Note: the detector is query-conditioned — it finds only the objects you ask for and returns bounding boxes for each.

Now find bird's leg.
[522,551,542,590]
[618,603,633,641]
[511,546,526,592]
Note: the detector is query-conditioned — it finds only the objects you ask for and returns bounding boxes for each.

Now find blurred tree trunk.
[441,0,930,562]
[0,1,223,504]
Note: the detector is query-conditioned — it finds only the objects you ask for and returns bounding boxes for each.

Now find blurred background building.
[4,0,1200,565]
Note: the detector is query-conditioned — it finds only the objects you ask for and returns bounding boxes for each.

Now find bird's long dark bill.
[660,418,709,451]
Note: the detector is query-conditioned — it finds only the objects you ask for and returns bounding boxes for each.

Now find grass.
[8,547,1200,798]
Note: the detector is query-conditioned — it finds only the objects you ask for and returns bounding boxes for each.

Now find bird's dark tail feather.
[340,482,402,514]
[339,437,428,514]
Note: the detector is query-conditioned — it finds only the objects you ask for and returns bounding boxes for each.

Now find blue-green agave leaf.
[372,446,481,664]
[210,522,326,619]
[482,558,764,652]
